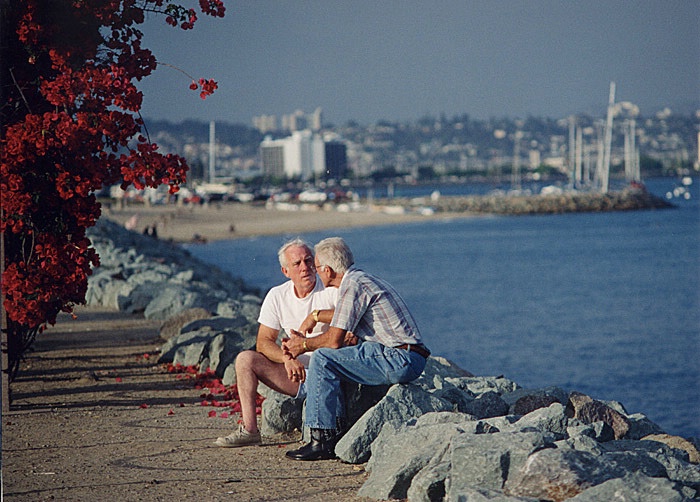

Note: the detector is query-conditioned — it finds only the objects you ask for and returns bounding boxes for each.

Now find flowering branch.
[1,0,226,382]
[157,61,218,99]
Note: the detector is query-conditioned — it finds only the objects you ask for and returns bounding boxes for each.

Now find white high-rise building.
[260,130,325,180]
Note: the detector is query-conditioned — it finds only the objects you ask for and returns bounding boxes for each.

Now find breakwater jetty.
[375,185,674,216]
[84,217,698,501]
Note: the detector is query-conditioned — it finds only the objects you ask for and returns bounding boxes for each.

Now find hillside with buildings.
[144,105,699,197]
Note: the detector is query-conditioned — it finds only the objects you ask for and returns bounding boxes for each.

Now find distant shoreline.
[101,187,672,245]
[102,200,471,244]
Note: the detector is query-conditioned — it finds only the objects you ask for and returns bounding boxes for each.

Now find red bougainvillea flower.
[166,364,263,416]
[197,78,218,99]
[1,1,226,382]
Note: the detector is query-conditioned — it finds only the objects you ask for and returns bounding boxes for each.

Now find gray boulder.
[445,375,520,396]
[358,420,466,500]
[501,386,569,413]
[261,391,304,436]
[143,283,221,320]
[462,391,510,419]
[565,391,631,440]
[568,472,689,501]
[158,317,256,376]
[504,447,623,501]
[450,431,555,496]
[159,308,212,340]
[335,383,454,464]
[625,412,665,440]
[566,420,615,443]
[512,403,568,438]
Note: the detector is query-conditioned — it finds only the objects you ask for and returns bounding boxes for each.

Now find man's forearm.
[313,309,334,324]
[303,326,345,351]
[257,337,287,363]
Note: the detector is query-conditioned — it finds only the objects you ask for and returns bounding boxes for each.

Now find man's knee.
[310,347,334,367]
[235,350,258,372]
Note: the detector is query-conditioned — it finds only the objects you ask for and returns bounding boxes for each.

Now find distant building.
[252,114,277,134]
[255,107,323,133]
[260,140,285,178]
[324,140,348,179]
[261,131,324,180]
[281,110,307,132]
[309,107,323,131]
[260,130,346,181]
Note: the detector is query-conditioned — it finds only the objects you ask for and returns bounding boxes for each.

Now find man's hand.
[284,357,306,383]
[344,332,358,346]
[298,314,316,335]
[283,330,306,359]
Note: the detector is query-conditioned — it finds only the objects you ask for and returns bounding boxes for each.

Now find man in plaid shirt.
[283,237,430,461]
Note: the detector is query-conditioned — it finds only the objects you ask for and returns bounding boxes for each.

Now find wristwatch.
[312,309,320,322]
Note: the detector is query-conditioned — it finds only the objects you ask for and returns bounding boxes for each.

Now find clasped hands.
[282,325,358,383]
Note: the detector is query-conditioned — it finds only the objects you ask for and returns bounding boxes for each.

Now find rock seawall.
[378,185,674,216]
[85,218,699,501]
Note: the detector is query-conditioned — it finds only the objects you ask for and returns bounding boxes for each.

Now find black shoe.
[285,428,337,461]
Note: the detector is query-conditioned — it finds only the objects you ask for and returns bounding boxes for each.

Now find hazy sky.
[137,1,699,126]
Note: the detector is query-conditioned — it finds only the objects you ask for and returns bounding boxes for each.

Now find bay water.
[185,177,699,438]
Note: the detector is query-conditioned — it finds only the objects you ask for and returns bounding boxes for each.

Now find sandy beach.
[102,200,468,244]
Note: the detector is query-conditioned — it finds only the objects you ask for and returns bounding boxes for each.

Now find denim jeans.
[304,342,427,430]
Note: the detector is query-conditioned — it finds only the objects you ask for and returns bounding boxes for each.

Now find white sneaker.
[214,425,262,447]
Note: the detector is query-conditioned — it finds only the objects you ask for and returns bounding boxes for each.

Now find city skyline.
[137,1,699,126]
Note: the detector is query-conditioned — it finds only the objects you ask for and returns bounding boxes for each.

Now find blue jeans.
[304,342,427,430]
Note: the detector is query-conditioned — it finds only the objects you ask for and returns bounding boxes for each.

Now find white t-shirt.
[257,279,338,367]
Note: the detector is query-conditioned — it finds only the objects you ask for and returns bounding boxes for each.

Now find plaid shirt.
[331,267,424,347]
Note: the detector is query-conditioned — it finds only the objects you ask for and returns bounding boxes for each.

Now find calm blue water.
[185,178,700,438]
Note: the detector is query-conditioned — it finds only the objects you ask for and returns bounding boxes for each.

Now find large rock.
[159,308,212,340]
[335,383,454,464]
[512,403,569,438]
[358,420,470,500]
[462,391,510,419]
[502,386,569,413]
[600,439,700,488]
[642,433,700,464]
[261,391,304,436]
[450,431,555,497]
[565,391,630,439]
[568,472,689,501]
[445,375,520,396]
[158,317,257,376]
[504,448,623,501]
[143,283,222,320]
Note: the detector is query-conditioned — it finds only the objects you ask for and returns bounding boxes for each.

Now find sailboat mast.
[601,82,615,193]
[209,120,216,183]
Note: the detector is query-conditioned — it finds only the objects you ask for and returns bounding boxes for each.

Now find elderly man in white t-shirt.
[215,238,340,447]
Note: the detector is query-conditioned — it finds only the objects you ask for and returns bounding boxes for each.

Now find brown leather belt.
[394,344,431,358]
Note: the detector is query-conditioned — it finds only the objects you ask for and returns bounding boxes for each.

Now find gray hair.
[314,237,354,274]
[278,238,312,268]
